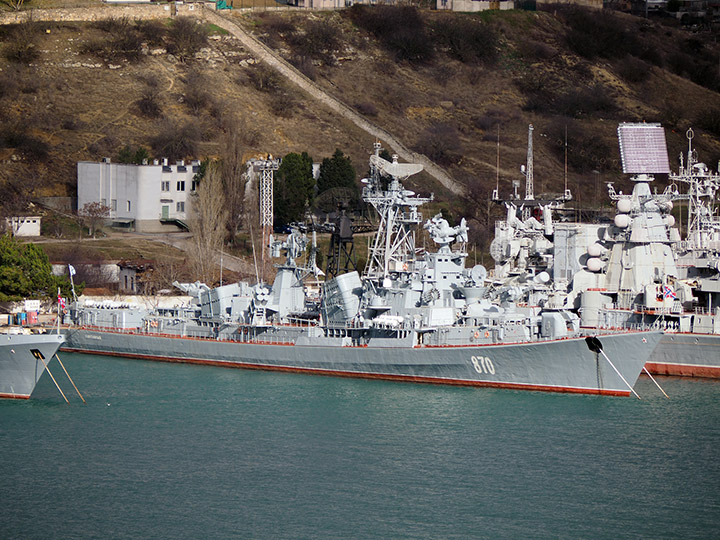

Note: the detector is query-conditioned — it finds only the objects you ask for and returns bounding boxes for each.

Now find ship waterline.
[647,333,720,378]
[62,328,661,396]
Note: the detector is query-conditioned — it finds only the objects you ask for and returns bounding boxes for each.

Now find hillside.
[1,3,719,254]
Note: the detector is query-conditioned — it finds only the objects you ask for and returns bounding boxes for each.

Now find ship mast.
[522,124,534,221]
[669,128,720,249]
[362,143,431,281]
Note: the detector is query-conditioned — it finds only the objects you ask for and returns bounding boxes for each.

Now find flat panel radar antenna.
[617,123,670,175]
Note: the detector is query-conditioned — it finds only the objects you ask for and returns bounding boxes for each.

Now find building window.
[127,200,131,212]
[176,181,185,192]
[191,180,198,192]
[111,199,117,211]
[177,202,185,212]
[101,198,106,207]
[161,181,170,192]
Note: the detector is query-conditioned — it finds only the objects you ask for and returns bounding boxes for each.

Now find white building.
[77,158,201,233]
[6,216,41,237]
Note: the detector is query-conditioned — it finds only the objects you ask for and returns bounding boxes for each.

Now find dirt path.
[201,9,465,196]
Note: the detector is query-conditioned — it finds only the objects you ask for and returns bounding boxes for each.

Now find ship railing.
[693,307,717,316]
[632,304,682,315]
[82,325,297,345]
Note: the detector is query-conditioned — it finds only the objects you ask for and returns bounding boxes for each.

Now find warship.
[490,123,720,378]
[62,144,660,396]
[0,330,65,399]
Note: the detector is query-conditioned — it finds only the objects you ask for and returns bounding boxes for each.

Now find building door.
[162,205,169,219]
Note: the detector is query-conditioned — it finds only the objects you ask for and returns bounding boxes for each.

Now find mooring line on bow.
[642,366,669,398]
[37,354,68,403]
[585,336,641,399]
[55,354,85,403]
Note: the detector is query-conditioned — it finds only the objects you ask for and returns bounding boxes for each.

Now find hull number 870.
[471,355,495,375]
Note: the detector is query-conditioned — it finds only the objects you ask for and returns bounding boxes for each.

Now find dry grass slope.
[0,5,719,254]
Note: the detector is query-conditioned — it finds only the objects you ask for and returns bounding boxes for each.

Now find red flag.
[58,293,66,310]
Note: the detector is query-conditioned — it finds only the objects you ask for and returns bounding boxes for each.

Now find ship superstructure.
[489,123,720,378]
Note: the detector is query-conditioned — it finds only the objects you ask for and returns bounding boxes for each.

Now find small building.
[77,158,201,233]
[118,260,154,295]
[52,262,121,289]
[6,216,41,237]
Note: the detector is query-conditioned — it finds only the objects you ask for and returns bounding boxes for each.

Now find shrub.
[560,6,638,60]
[260,14,296,35]
[108,31,144,62]
[183,70,212,114]
[3,22,41,64]
[696,108,720,138]
[429,64,454,87]
[6,130,49,161]
[166,17,208,62]
[81,20,144,63]
[546,119,615,173]
[247,63,282,93]
[472,108,510,132]
[658,99,683,130]
[616,56,651,84]
[554,84,617,118]
[0,70,19,98]
[292,56,318,81]
[355,101,378,117]
[137,72,160,89]
[414,123,462,166]
[135,19,167,47]
[349,5,433,64]
[291,19,341,65]
[137,86,163,118]
[270,92,297,118]
[93,17,131,34]
[432,16,497,65]
[517,39,557,62]
[150,119,201,160]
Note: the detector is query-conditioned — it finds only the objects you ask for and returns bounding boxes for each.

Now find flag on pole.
[68,264,76,277]
[58,291,66,310]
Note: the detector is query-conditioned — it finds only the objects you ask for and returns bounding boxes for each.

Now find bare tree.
[4,0,27,13]
[188,161,229,284]
[220,122,247,242]
[79,202,110,238]
[145,255,191,293]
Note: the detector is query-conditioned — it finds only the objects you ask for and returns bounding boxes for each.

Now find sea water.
[1,353,718,539]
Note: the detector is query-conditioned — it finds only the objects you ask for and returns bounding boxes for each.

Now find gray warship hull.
[62,327,660,396]
[646,333,720,378]
[0,333,66,399]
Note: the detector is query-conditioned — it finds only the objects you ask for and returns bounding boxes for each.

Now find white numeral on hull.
[471,355,495,374]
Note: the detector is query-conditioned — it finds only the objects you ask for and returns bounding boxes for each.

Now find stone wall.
[436,0,515,12]
[0,2,210,25]
[536,0,603,8]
